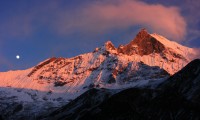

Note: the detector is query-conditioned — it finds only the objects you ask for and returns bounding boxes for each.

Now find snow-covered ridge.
[151,33,196,61]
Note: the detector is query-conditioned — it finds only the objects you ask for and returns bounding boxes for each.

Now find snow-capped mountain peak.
[104,41,116,51]
[0,28,198,119]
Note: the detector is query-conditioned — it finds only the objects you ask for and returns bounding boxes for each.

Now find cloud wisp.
[56,0,186,41]
[0,0,187,41]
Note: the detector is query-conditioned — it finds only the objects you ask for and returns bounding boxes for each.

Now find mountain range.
[0,29,199,120]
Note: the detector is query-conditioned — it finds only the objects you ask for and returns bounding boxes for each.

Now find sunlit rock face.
[118,29,165,56]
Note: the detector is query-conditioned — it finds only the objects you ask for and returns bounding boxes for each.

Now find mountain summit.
[118,28,165,56]
[0,29,197,119]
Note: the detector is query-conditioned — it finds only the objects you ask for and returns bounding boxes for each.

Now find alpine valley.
[0,29,199,120]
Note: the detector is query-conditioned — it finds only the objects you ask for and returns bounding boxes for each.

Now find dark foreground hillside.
[43,59,200,120]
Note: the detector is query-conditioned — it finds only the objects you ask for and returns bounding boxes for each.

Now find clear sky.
[0,0,199,71]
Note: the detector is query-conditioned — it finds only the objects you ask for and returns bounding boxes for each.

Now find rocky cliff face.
[118,29,165,56]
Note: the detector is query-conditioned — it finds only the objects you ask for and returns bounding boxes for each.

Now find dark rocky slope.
[43,59,200,120]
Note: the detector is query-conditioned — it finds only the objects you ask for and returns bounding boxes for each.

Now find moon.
[16,55,20,59]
